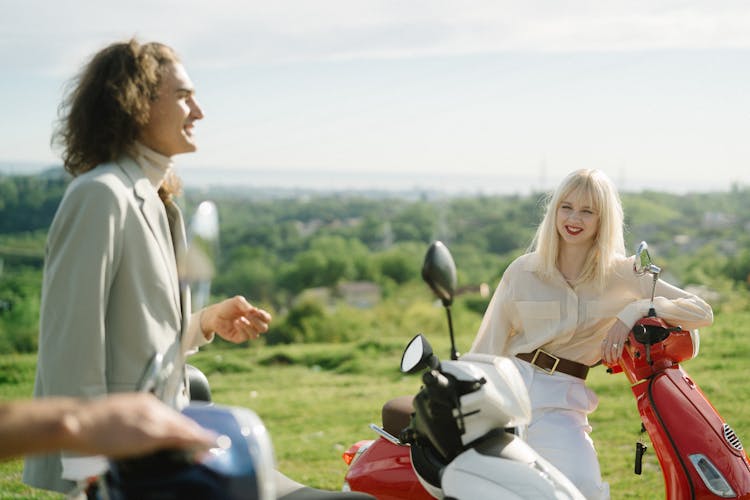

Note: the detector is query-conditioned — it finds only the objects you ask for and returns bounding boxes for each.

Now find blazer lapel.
[165,202,192,330]
[116,157,182,317]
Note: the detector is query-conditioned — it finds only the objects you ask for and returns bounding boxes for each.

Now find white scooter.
[400,334,585,499]
[344,241,585,499]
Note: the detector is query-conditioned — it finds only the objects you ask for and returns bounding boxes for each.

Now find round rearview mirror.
[422,241,457,307]
[191,201,219,241]
[400,334,434,373]
[180,201,220,311]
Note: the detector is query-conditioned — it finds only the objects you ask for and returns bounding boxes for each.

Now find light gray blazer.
[23,156,194,493]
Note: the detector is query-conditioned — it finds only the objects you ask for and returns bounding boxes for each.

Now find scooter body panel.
[343,437,433,500]
[442,449,573,500]
[634,366,750,499]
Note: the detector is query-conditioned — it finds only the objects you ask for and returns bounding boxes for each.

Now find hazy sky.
[2,1,749,193]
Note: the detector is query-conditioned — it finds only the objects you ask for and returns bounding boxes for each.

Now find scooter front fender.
[344,436,433,500]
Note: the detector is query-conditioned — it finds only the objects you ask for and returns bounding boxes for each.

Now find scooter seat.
[382,395,415,437]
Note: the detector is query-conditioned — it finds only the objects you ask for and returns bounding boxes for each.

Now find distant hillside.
[2,171,750,353]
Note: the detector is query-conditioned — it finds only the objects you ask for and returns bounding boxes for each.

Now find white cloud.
[3,0,750,73]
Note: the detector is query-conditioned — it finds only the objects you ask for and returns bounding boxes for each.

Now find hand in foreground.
[63,393,217,458]
[0,393,217,461]
[601,319,630,365]
[201,295,272,343]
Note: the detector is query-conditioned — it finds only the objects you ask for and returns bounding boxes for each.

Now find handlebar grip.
[423,369,450,388]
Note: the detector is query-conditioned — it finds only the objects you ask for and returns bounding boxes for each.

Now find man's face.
[139,62,204,157]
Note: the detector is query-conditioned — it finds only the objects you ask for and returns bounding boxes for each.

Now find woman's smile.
[556,195,599,247]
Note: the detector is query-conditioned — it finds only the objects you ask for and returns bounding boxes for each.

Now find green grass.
[2,311,749,499]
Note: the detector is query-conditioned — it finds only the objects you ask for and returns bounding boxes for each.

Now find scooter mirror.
[179,201,219,312]
[401,334,437,373]
[634,240,662,314]
[162,201,220,405]
[136,352,165,393]
[634,241,651,274]
[634,241,661,278]
[422,241,457,307]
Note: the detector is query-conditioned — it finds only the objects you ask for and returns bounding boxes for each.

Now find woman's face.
[139,62,204,157]
[556,191,600,249]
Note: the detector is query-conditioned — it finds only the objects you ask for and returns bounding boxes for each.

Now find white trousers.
[512,357,610,500]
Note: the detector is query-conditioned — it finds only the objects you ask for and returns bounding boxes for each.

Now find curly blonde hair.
[53,39,182,200]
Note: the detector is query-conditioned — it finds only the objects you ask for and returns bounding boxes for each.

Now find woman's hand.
[601,319,630,364]
[201,295,272,343]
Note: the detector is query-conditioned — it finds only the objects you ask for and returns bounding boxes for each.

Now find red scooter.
[342,242,453,500]
[341,398,431,500]
[342,240,750,499]
[603,241,750,499]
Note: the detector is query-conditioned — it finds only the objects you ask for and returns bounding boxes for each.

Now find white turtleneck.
[129,141,174,190]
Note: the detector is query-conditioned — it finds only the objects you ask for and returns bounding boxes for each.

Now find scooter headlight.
[105,404,276,500]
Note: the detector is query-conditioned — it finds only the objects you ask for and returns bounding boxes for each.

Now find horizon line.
[1,161,746,196]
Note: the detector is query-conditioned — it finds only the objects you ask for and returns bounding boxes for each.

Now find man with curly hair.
[23,39,272,493]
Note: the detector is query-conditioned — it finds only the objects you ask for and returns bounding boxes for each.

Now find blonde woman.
[470,169,713,499]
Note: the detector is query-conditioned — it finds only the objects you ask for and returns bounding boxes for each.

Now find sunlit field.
[2,306,749,499]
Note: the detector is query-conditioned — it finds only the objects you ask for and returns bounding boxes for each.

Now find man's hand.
[63,393,217,458]
[0,393,217,461]
[200,295,272,343]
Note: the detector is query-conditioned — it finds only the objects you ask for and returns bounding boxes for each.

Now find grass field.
[1,308,749,499]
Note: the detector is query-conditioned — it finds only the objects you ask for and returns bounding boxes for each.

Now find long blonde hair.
[529,169,625,289]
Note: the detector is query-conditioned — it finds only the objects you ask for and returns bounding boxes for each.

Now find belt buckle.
[531,349,559,375]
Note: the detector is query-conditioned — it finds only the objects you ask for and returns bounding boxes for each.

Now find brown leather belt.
[516,349,590,380]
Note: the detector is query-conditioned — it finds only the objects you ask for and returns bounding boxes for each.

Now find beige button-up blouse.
[470,252,714,367]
